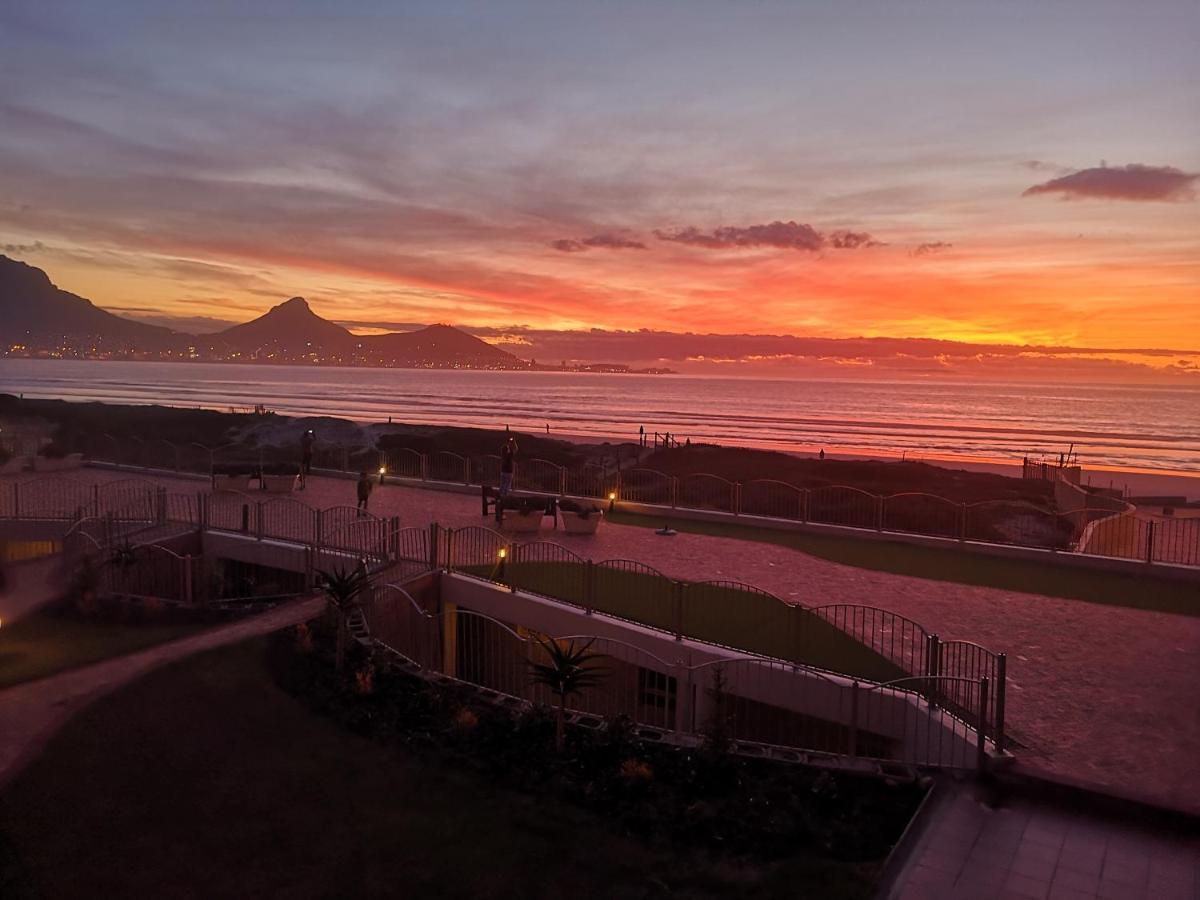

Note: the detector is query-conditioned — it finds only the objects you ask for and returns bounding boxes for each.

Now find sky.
[1,0,1198,380]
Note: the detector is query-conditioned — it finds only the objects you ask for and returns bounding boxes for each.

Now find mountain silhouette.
[0,254,178,346]
[0,254,523,367]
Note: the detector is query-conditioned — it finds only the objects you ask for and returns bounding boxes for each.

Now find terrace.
[2,459,1198,813]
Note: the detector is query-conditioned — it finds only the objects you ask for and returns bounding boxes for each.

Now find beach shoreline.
[4,393,1198,501]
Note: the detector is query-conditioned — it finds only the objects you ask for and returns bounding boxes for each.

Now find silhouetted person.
[299,429,315,488]
[356,470,372,514]
[819,449,825,461]
[639,425,645,447]
[500,436,518,496]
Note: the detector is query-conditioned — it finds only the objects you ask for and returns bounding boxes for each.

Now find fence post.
[13,481,20,519]
[559,466,566,497]
[671,477,678,509]
[800,488,808,523]
[995,654,1007,755]
[428,522,440,570]
[464,457,471,486]
[976,676,990,774]
[926,634,941,708]
[92,483,101,518]
[876,496,884,531]
[673,581,684,641]
[198,492,208,532]
[254,502,263,540]
[849,681,859,756]
[584,559,595,615]
[734,482,741,516]
[421,453,429,481]
[445,528,455,571]
[156,487,167,524]
[1145,520,1155,564]
[959,503,968,541]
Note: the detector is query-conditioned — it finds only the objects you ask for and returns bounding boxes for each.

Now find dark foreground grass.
[0,637,880,900]
[0,612,204,689]
[608,510,1199,617]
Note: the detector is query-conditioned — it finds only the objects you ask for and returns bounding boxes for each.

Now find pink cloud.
[653,220,879,252]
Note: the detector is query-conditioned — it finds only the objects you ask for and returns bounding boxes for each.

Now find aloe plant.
[317,563,370,673]
[528,637,608,750]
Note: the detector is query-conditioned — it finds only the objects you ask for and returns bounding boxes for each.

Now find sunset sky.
[1,1,1197,378]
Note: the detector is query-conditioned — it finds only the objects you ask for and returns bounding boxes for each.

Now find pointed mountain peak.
[271,296,314,314]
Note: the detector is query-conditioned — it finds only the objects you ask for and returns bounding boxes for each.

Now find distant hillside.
[0,254,525,368]
[0,254,179,346]
[217,296,354,353]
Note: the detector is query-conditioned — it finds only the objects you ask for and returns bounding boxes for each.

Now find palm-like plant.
[318,562,370,673]
[528,636,608,751]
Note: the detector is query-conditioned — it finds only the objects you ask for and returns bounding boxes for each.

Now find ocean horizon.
[3,358,1198,477]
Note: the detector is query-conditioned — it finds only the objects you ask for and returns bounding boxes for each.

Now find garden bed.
[270,620,925,875]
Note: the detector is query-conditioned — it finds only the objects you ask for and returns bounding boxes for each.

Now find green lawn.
[0,638,879,899]
[0,613,205,689]
[466,561,910,682]
[608,510,1199,617]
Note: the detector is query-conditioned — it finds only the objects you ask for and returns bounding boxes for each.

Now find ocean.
[1,359,1197,475]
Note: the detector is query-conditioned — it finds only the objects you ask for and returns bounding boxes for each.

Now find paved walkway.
[0,595,323,787]
[887,783,1199,900]
[4,468,1199,812]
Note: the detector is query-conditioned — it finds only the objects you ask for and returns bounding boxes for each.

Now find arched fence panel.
[883,492,961,539]
[618,468,674,506]
[428,450,469,484]
[964,500,1068,549]
[936,640,1000,729]
[516,458,563,495]
[163,492,199,527]
[366,584,442,671]
[807,485,878,530]
[563,464,615,500]
[472,454,501,489]
[260,497,318,544]
[13,477,94,521]
[592,559,676,631]
[508,541,587,602]
[100,544,189,604]
[803,605,925,683]
[97,479,158,522]
[454,609,532,699]
[1151,516,1200,566]
[383,447,425,480]
[739,479,804,521]
[683,581,795,661]
[205,491,258,534]
[676,473,735,513]
[859,677,984,770]
[391,526,431,565]
[321,510,389,559]
[447,526,509,580]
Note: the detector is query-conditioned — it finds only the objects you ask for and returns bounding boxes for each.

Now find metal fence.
[62,434,1200,567]
[365,583,996,771]
[441,527,1008,751]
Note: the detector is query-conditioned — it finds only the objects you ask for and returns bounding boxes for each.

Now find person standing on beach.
[819,449,825,461]
[356,470,373,514]
[500,436,518,496]
[639,425,645,447]
[299,429,315,489]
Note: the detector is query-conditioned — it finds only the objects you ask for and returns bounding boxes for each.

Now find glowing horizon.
[1,1,1197,376]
